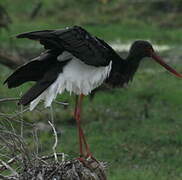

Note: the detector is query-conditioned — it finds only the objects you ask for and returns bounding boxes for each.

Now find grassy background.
[1,0,182,179]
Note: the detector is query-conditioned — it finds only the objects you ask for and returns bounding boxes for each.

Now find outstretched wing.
[4,50,61,88]
[16,26,113,66]
[18,63,65,106]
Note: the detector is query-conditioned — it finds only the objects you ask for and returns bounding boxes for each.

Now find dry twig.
[0,159,19,177]
[0,98,19,103]
[0,50,26,69]
[0,155,20,171]
[48,121,58,163]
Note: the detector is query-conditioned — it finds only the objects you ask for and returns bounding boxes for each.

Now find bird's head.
[129,40,182,78]
[129,40,154,58]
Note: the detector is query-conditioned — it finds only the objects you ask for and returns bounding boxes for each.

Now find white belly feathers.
[30,51,112,110]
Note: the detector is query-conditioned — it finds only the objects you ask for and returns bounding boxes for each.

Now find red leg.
[74,95,83,156]
[74,94,92,158]
[74,96,79,119]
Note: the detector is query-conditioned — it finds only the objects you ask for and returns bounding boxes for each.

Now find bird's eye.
[146,47,154,54]
[148,47,154,52]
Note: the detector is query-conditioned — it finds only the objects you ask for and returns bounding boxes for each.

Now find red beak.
[151,51,182,78]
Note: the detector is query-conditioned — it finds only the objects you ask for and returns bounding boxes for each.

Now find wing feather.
[16,26,114,66]
[18,63,66,106]
[4,51,60,88]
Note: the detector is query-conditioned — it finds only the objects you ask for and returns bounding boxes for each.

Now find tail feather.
[16,30,54,39]
[19,65,61,106]
[16,30,62,50]
[4,52,58,88]
[4,61,46,88]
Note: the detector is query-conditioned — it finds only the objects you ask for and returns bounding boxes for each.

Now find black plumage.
[19,60,69,106]
[16,26,111,66]
[4,50,60,88]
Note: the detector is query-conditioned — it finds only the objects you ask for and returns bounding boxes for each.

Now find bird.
[4,25,182,159]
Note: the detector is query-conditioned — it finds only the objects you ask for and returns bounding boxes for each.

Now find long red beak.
[151,51,182,78]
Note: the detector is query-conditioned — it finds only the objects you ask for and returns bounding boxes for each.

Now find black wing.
[4,50,61,88]
[16,26,115,67]
[18,63,64,106]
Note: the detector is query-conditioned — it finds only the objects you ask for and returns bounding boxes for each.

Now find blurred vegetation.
[1,0,182,179]
[1,0,182,48]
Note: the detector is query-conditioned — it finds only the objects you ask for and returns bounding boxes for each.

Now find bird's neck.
[126,53,143,65]
[105,54,143,87]
[124,54,143,79]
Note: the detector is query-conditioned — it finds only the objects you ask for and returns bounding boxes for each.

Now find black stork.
[4,26,182,159]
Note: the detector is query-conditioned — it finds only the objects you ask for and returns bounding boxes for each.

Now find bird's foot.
[77,153,99,165]
[76,154,101,170]
[85,153,100,164]
[77,156,85,162]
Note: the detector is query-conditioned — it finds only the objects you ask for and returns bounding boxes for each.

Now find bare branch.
[20,105,24,138]
[50,105,54,123]
[0,130,32,166]
[0,155,20,172]
[0,98,69,107]
[41,153,66,161]
[32,126,39,156]
[0,50,26,69]
[48,121,58,163]
[10,108,29,119]
[0,159,19,177]
[30,2,42,19]
[0,98,19,103]
[54,100,69,106]
[0,174,13,180]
